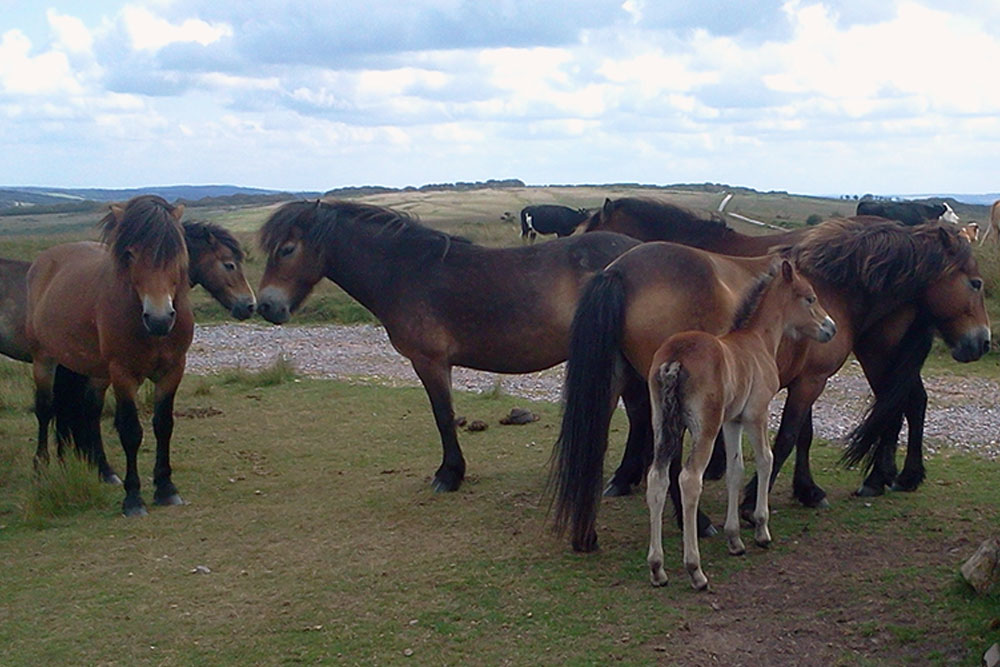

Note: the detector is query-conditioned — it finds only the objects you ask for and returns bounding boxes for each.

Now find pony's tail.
[654,361,686,469]
[548,269,628,552]
[52,365,91,459]
[841,321,934,470]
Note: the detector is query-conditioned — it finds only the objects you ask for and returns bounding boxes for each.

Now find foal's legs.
[680,419,721,591]
[746,418,773,548]
[645,395,671,587]
[720,422,746,556]
[152,367,185,506]
[410,358,465,492]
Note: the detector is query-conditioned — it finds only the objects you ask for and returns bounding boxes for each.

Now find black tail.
[841,320,934,470]
[653,361,686,469]
[549,269,628,552]
[52,365,94,460]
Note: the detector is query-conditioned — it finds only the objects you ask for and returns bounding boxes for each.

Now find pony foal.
[646,260,835,590]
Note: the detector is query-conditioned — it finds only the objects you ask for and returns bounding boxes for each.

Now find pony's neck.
[322,224,396,318]
[740,282,793,357]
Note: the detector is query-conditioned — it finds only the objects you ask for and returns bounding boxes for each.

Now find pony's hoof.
[814,497,831,510]
[122,504,148,518]
[154,493,185,507]
[104,473,123,486]
[854,484,884,498]
[700,523,718,538]
[689,572,709,591]
[431,477,460,493]
[603,480,633,497]
[650,569,669,587]
[889,481,919,493]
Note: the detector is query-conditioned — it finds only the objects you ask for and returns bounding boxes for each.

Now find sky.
[1,1,999,195]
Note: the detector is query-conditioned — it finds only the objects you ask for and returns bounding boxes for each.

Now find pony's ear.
[937,225,955,251]
[781,259,794,282]
[603,198,613,214]
[110,203,126,224]
[122,247,136,267]
[171,204,185,222]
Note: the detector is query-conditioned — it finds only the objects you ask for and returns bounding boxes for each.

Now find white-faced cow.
[855,200,960,226]
[520,205,590,242]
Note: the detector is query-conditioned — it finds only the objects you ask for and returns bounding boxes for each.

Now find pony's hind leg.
[607,372,651,497]
[680,425,719,591]
[892,380,928,492]
[152,369,184,506]
[720,422,746,556]
[645,393,671,587]
[31,359,57,472]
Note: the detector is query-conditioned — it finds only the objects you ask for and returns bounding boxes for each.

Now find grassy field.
[1,187,998,663]
[0,360,997,665]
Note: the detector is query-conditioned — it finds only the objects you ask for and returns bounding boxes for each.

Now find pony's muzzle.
[142,308,176,336]
[231,296,256,321]
[950,326,991,362]
[257,288,291,324]
[816,316,837,343]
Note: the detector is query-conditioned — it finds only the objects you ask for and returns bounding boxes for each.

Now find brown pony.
[26,195,192,516]
[552,215,989,552]
[646,260,835,590]
[585,197,987,502]
[1,220,254,365]
[255,199,640,492]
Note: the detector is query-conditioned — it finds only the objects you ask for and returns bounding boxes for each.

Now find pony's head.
[917,225,991,360]
[100,195,188,336]
[794,217,990,362]
[256,199,329,324]
[775,259,837,343]
[184,221,255,320]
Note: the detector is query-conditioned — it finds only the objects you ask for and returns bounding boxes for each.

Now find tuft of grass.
[22,455,116,524]
[0,361,33,415]
[220,354,299,387]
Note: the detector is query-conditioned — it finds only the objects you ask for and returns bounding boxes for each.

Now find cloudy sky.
[2,1,999,195]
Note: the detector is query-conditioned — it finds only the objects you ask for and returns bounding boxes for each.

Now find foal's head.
[184,221,256,320]
[772,259,837,343]
[101,195,188,336]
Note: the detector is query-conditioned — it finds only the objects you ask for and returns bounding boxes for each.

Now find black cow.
[856,200,960,226]
[519,205,590,242]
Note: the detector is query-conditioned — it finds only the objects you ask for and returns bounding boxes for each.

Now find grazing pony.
[646,260,836,590]
[552,213,989,552]
[256,199,640,492]
[520,205,590,242]
[26,195,192,516]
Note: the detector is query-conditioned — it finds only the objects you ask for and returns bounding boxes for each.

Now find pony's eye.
[806,295,816,305]
[970,278,983,291]
[279,245,296,258]
[223,262,236,272]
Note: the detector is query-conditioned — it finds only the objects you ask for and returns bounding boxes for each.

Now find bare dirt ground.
[186,323,1000,460]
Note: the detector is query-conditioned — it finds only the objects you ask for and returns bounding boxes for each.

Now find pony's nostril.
[247,302,255,314]
[258,302,270,316]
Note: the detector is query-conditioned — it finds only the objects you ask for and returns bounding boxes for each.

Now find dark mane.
[99,194,186,270]
[587,197,733,242]
[183,220,245,261]
[790,216,973,296]
[259,199,472,262]
[731,265,777,331]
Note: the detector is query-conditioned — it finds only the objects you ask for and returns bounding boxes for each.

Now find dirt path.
[187,323,1000,460]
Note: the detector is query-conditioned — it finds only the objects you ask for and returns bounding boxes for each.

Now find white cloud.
[120,5,232,52]
[0,29,83,95]
[47,9,94,54]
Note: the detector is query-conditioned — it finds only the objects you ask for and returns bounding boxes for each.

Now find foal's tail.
[549,269,628,552]
[653,361,686,469]
[841,321,934,470]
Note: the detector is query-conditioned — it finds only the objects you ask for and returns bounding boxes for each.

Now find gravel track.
[187,323,1000,460]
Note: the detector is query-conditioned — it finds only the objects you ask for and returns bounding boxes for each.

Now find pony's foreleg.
[411,359,464,492]
[112,375,146,517]
[681,424,718,591]
[747,418,773,547]
[152,367,185,507]
[31,359,56,471]
[892,379,928,492]
[720,421,746,556]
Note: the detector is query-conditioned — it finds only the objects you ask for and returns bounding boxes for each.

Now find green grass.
[0,368,997,664]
